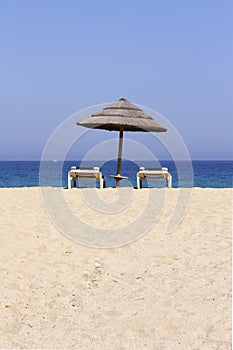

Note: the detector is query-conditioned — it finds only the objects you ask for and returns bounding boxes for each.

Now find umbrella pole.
[116,128,124,187]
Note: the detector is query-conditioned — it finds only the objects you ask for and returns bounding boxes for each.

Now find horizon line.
[0,159,232,162]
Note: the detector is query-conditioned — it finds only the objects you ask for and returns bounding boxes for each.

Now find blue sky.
[0,0,232,160]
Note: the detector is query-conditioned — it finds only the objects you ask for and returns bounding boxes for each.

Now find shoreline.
[0,186,232,189]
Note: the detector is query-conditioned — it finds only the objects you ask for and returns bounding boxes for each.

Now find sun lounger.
[136,167,172,189]
[68,166,105,189]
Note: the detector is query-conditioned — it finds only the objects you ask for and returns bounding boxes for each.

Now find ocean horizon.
[0,160,232,188]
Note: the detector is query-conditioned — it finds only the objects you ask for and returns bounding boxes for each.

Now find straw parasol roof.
[77,98,167,132]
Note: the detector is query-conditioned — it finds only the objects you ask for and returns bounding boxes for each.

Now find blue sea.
[0,160,232,188]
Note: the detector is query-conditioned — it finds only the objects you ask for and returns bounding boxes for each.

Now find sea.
[0,160,232,188]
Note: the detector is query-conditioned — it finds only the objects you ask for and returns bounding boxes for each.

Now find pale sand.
[0,188,231,349]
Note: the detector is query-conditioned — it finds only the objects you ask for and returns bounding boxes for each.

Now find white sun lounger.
[136,167,172,189]
[68,166,105,189]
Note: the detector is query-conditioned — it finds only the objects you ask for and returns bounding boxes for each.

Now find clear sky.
[0,0,232,160]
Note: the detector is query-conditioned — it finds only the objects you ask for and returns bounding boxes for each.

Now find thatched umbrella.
[77,98,167,187]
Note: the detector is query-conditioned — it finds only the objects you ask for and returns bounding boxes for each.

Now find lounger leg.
[168,174,172,188]
[68,173,71,189]
[137,175,140,189]
[100,178,103,189]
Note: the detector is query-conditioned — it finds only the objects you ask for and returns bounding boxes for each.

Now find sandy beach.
[0,187,231,349]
